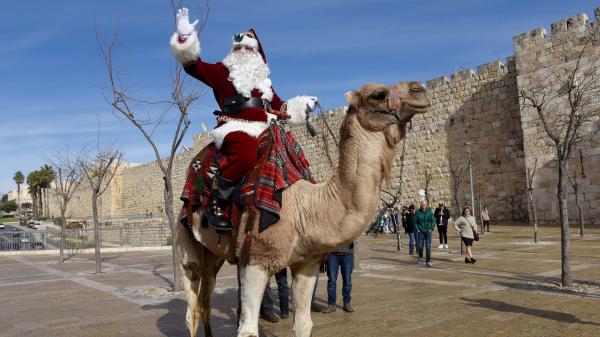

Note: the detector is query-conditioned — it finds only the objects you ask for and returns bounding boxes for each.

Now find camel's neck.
[315,114,397,248]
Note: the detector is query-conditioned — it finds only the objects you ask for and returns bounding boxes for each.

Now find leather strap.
[222,95,264,115]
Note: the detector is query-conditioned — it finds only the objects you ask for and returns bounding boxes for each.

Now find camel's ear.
[345,91,361,109]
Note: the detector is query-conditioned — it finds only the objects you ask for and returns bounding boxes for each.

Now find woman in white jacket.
[453,206,478,264]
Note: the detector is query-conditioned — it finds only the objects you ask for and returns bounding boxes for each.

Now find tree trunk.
[574,189,584,237]
[452,192,460,215]
[527,189,539,243]
[38,191,43,218]
[59,206,66,263]
[92,191,102,274]
[45,188,49,218]
[32,194,37,218]
[163,174,181,291]
[558,160,572,287]
[17,186,21,215]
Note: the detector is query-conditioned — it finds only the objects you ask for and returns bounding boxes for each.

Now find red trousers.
[218,131,259,181]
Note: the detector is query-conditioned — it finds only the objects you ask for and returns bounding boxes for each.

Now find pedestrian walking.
[322,242,355,313]
[415,200,436,267]
[434,204,451,249]
[481,205,491,233]
[454,206,479,264]
[403,204,417,255]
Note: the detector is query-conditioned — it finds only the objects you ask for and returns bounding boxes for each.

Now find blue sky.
[1,0,599,195]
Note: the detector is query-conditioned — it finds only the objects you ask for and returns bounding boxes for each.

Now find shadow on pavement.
[151,264,174,288]
[492,281,600,300]
[142,294,273,336]
[461,297,600,325]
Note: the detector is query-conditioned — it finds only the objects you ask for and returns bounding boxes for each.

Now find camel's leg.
[237,264,270,337]
[176,211,204,337]
[199,245,225,337]
[290,259,321,337]
[183,268,201,337]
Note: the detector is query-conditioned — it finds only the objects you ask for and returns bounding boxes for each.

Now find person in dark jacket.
[434,204,451,249]
[415,200,436,267]
[322,242,355,313]
[403,204,417,255]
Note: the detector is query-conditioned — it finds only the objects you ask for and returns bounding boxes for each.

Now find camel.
[174,81,430,337]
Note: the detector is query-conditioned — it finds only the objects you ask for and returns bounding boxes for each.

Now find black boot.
[206,176,236,231]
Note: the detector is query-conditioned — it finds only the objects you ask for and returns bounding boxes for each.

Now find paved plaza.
[1,224,599,337]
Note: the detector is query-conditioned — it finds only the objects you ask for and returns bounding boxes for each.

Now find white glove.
[176,8,199,40]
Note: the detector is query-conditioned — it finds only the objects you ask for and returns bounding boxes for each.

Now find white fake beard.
[222,51,274,101]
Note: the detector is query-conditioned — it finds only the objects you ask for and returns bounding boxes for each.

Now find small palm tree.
[39,164,56,217]
[27,170,42,217]
[13,171,24,215]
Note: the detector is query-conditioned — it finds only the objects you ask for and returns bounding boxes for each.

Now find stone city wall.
[49,6,600,224]
[291,59,527,221]
[514,9,600,223]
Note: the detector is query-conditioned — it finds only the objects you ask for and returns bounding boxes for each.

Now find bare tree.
[96,24,201,290]
[524,158,539,243]
[449,162,466,213]
[518,24,600,287]
[80,146,123,274]
[48,147,84,263]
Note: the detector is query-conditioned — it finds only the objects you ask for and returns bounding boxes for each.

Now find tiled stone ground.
[1,224,599,337]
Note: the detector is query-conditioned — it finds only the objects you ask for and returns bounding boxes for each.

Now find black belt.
[222,95,265,115]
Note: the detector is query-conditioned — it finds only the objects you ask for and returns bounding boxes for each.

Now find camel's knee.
[182,261,200,282]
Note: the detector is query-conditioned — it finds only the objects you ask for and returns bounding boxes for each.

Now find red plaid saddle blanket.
[180,122,316,232]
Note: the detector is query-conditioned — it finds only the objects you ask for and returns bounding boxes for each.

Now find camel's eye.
[371,91,387,100]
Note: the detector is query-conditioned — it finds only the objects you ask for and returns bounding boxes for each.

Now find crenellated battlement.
[514,8,597,49]
[425,76,449,89]
[424,58,509,91]
[477,60,507,76]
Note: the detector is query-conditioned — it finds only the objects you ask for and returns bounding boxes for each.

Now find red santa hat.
[232,28,266,62]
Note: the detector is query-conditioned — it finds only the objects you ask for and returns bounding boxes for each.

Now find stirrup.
[207,175,236,231]
[206,204,233,231]
[206,215,233,231]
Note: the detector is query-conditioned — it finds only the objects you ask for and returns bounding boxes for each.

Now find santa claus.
[170,8,318,230]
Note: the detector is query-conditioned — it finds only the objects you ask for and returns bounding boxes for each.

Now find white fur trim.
[209,120,268,149]
[260,78,273,101]
[285,96,315,126]
[232,35,259,50]
[170,31,201,65]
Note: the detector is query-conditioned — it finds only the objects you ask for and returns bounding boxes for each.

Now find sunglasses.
[233,31,256,42]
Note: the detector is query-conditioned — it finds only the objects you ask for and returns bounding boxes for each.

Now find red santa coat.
[183,59,284,124]
[171,31,283,181]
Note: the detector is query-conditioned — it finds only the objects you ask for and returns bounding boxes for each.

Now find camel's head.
[345,82,430,146]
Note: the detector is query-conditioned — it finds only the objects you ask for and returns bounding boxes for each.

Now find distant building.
[7,188,33,205]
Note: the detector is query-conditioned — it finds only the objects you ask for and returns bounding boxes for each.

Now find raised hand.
[176,7,199,39]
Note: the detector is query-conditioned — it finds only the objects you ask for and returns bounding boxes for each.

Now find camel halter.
[366,85,402,116]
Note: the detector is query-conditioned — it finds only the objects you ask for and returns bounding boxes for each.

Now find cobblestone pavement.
[1,224,599,337]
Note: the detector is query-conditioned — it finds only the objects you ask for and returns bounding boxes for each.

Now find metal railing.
[0,225,171,252]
